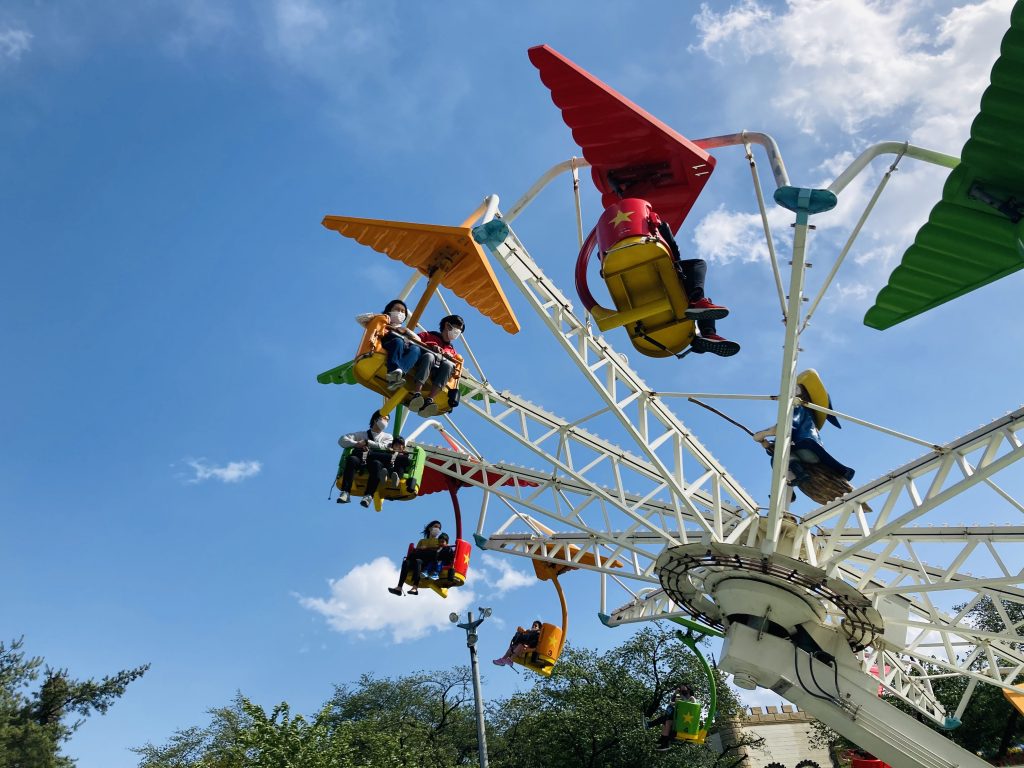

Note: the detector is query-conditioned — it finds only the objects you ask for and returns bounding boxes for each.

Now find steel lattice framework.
[390,137,1024,768]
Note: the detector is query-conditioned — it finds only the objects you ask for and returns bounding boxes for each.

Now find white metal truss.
[800,406,1024,565]
[419,442,667,583]
[456,371,756,544]
[423,421,1024,709]
[372,126,1021,761]
[478,224,761,541]
[445,214,1024,727]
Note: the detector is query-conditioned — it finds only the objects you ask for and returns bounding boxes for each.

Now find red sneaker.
[691,333,741,357]
[685,297,730,321]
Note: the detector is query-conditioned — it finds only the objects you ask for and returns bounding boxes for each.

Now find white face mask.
[389,310,406,324]
[429,526,441,537]
[445,327,462,342]
[374,418,387,431]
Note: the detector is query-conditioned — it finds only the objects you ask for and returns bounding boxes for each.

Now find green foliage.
[329,669,479,766]
[137,627,757,768]
[136,669,477,768]
[487,627,749,768]
[0,636,148,768]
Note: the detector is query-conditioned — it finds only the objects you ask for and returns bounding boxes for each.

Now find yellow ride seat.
[511,623,563,677]
[588,199,696,357]
[334,445,426,511]
[401,538,472,598]
[352,315,463,417]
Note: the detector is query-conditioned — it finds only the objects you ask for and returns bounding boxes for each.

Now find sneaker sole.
[684,307,729,321]
[691,338,741,357]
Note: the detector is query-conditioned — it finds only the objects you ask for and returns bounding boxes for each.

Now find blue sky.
[2,1,1021,765]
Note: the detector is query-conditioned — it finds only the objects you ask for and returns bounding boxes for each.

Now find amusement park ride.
[318,6,1024,768]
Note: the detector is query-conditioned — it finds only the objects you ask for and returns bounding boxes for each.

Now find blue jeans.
[381,333,422,373]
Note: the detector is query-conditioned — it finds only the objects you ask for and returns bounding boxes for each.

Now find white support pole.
[503,129,791,223]
[694,130,790,188]
[801,152,904,334]
[828,141,959,195]
[744,140,788,318]
[764,205,813,553]
[505,158,590,223]
[570,157,585,248]
[397,271,421,302]
[799,399,943,451]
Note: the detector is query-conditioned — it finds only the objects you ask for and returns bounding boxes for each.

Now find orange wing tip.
[322,215,520,334]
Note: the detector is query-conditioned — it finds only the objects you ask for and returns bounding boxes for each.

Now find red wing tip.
[527,44,563,67]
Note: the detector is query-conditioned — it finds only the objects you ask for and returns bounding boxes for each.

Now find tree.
[136,669,478,768]
[137,628,759,768]
[0,637,148,768]
[327,668,480,767]
[949,595,1024,760]
[487,626,756,768]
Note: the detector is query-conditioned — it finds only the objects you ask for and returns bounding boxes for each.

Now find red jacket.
[418,331,458,359]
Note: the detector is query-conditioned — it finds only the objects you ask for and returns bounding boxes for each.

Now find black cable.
[808,652,839,705]
[833,656,844,701]
[792,642,837,704]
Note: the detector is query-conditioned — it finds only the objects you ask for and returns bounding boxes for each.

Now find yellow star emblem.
[681,712,694,724]
[610,209,634,226]
[461,552,470,567]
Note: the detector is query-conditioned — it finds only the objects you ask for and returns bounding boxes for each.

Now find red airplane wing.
[528,44,715,232]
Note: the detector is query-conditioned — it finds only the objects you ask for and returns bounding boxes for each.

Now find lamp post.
[450,607,492,768]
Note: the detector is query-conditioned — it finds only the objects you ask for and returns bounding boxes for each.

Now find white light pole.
[451,607,492,768]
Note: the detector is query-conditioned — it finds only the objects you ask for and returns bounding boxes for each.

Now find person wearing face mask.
[371,299,424,389]
[388,520,444,596]
[336,410,394,506]
[406,314,466,417]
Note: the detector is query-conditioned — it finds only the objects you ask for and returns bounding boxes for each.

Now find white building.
[710,705,834,768]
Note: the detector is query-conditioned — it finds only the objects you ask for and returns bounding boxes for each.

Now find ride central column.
[764,186,837,554]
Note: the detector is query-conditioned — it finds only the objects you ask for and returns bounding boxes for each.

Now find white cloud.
[692,203,790,265]
[297,556,475,643]
[691,0,1012,137]
[685,0,1013,322]
[183,457,263,483]
[298,553,537,643]
[0,27,32,62]
[479,553,535,594]
[831,280,872,305]
[692,0,774,59]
